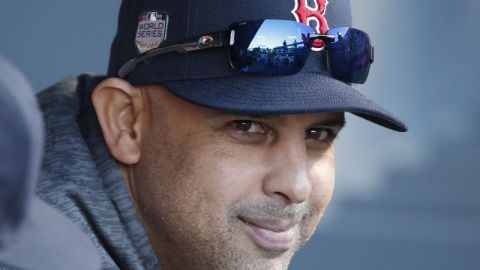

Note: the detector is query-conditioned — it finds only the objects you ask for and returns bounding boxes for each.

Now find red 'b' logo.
[291,0,330,50]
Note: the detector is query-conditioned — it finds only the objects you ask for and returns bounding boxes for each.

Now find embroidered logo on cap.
[135,11,169,54]
[291,0,329,51]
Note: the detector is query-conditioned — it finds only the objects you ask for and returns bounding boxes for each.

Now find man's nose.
[262,137,312,204]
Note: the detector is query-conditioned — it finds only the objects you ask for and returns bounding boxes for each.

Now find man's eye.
[305,128,336,149]
[227,120,269,144]
[230,120,266,134]
[306,128,330,141]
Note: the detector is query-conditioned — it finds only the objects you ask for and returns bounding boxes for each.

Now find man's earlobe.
[92,78,145,165]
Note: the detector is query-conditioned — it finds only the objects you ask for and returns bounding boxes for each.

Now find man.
[36,0,407,269]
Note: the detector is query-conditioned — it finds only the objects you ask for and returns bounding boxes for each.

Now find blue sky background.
[247,20,307,49]
[1,0,479,269]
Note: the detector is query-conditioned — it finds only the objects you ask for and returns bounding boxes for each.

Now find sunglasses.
[118,19,374,84]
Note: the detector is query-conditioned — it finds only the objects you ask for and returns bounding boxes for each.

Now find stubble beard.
[140,185,317,270]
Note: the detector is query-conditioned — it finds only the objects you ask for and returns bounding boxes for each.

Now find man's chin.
[210,219,300,270]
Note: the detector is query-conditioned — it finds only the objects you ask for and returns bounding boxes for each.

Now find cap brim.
[0,197,100,270]
[163,72,408,132]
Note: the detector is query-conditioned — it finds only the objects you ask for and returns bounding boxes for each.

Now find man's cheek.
[306,157,335,216]
[310,147,335,185]
[189,146,265,199]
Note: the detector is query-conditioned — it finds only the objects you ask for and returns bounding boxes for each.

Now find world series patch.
[135,11,169,54]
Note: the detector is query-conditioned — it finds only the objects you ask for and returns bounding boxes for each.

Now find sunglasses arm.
[118,31,228,78]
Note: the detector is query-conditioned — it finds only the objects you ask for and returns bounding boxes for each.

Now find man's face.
[129,85,344,270]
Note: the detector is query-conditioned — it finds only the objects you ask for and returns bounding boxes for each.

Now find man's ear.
[92,78,146,165]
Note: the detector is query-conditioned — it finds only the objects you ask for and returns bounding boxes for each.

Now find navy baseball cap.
[0,56,100,270]
[108,0,407,132]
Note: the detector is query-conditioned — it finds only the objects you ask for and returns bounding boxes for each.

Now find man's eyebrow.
[206,111,280,119]
[312,117,346,128]
[205,112,291,125]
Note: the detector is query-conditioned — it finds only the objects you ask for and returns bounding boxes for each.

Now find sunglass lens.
[326,27,373,84]
[229,19,315,75]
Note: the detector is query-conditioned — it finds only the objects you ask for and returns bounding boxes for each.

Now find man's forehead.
[204,110,346,127]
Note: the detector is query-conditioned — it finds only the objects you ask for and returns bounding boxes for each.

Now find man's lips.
[238,216,300,252]
[240,216,299,232]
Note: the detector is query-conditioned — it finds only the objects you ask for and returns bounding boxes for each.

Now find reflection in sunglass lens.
[229,19,315,75]
[327,27,373,84]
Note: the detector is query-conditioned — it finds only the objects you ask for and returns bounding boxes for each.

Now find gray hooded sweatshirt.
[36,74,160,270]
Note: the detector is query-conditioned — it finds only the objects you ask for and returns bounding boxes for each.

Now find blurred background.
[1,0,479,269]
